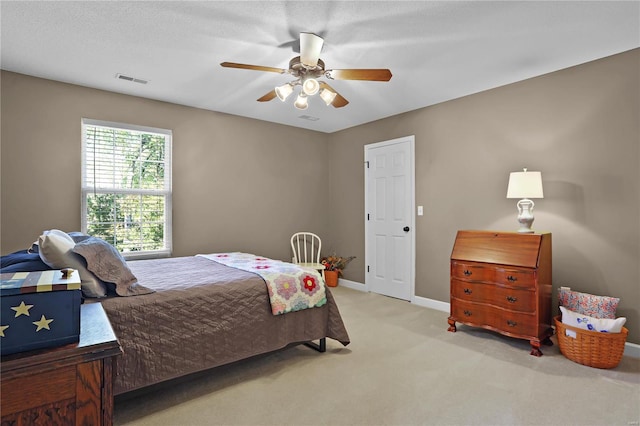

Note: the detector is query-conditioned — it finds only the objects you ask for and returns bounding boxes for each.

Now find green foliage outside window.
[84,124,170,254]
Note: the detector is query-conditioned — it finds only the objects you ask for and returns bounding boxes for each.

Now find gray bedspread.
[97,256,350,395]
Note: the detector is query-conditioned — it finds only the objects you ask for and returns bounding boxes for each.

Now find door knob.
[403,226,410,232]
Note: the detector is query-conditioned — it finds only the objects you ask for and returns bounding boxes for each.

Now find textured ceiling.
[1,1,638,133]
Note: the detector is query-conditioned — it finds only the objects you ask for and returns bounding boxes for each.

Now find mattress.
[96,255,350,395]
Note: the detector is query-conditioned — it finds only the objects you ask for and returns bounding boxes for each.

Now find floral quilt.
[197,253,326,315]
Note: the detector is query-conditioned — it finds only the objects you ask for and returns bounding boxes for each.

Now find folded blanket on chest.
[197,253,326,315]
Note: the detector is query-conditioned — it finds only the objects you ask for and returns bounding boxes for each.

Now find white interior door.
[365,136,415,301]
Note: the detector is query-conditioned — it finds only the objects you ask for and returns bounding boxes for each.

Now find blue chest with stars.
[1,270,81,356]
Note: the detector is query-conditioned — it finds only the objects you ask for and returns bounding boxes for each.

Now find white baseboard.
[624,341,640,358]
[336,278,367,291]
[336,282,640,359]
[412,294,450,312]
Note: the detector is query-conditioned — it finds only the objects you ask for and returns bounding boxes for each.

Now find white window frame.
[81,118,172,259]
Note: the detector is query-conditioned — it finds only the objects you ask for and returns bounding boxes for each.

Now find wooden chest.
[1,303,122,426]
[447,230,553,356]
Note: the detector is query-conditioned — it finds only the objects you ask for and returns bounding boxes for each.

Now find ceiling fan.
[220,32,392,110]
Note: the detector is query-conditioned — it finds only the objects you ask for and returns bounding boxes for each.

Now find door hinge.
[364,161,369,168]
[367,213,370,220]
[367,265,370,272]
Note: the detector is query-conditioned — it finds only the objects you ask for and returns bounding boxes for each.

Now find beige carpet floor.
[114,286,640,426]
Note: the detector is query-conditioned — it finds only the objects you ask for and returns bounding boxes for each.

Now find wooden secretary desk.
[448,230,553,356]
[1,303,122,425]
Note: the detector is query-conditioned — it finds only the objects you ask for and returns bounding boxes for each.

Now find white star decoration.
[33,315,54,332]
[11,301,34,317]
[0,325,8,337]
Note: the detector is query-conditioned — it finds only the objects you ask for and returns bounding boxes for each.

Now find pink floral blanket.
[197,253,326,315]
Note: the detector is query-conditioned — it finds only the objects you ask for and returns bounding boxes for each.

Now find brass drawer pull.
[463,288,472,295]
[463,310,472,316]
[507,320,518,327]
[463,270,472,276]
[506,296,517,303]
[507,275,518,282]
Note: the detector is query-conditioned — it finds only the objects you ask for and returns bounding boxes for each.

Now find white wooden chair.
[290,232,325,278]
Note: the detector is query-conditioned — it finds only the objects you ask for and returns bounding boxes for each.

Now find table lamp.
[506,168,544,233]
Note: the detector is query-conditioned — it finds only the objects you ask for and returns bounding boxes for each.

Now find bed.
[91,254,350,395]
[1,232,350,395]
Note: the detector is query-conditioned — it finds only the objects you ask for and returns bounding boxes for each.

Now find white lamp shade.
[294,93,308,110]
[302,78,320,96]
[506,170,544,199]
[319,88,337,106]
[275,83,294,101]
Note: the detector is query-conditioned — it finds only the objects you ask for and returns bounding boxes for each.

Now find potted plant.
[320,253,356,287]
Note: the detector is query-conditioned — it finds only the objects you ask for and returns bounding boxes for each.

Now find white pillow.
[38,229,75,265]
[560,306,626,333]
[38,229,107,298]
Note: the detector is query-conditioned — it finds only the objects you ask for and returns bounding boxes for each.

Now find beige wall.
[327,48,639,343]
[0,71,330,262]
[2,48,638,343]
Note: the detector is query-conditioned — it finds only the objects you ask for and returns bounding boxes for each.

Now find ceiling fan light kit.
[221,32,392,110]
[275,83,294,101]
[319,88,337,106]
[294,93,308,110]
[302,78,320,96]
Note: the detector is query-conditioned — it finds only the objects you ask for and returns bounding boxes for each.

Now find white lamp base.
[516,198,535,233]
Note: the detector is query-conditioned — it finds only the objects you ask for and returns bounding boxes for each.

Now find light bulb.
[319,88,337,106]
[275,83,294,101]
[294,93,308,110]
[302,78,320,96]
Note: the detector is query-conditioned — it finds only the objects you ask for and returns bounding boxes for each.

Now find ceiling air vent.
[298,115,319,121]
[115,73,148,85]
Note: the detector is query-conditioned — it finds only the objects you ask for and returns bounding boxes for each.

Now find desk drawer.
[451,262,493,282]
[495,268,536,288]
[451,280,536,313]
[451,299,537,337]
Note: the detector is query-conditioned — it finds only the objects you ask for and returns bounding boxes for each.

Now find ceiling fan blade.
[220,62,287,74]
[300,32,324,68]
[327,69,392,81]
[319,82,349,108]
[257,90,277,102]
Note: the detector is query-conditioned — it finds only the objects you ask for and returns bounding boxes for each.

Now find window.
[81,119,172,258]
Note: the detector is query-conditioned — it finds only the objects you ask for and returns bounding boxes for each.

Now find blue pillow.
[1,250,52,272]
[1,250,40,267]
[68,232,91,243]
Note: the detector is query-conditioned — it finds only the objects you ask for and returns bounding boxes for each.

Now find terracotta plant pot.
[324,270,339,287]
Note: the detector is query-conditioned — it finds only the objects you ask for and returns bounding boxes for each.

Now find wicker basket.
[554,315,627,369]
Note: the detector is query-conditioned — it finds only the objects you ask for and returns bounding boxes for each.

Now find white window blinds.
[81,119,172,258]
